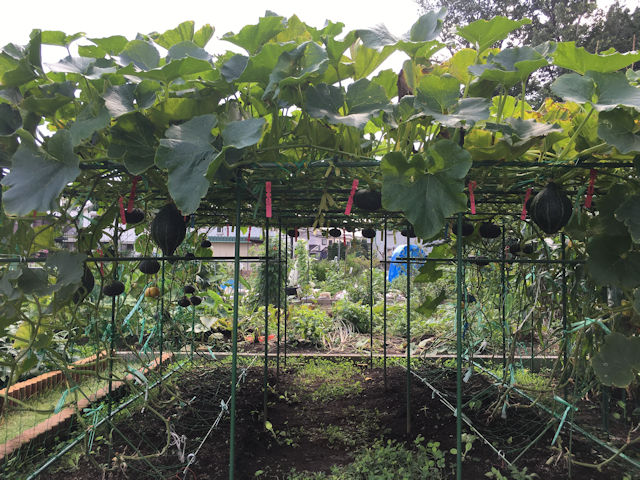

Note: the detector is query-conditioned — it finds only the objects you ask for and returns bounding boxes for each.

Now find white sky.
[0,0,636,64]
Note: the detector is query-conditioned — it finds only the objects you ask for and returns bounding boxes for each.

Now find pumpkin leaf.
[598,109,640,154]
[552,42,640,75]
[592,332,640,387]
[457,17,531,53]
[615,195,640,243]
[1,131,80,215]
[155,114,218,215]
[381,140,471,239]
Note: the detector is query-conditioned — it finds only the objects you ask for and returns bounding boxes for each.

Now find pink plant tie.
[521,188,532,221]
[468,180,477,214]
[345,179,359,215]
[265,181,272,218]
[585,169,597,208]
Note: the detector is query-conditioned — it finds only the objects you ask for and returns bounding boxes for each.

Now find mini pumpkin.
[529,182,573,234]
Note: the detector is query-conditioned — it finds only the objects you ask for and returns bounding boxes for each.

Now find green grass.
[294,359,364,402]
[0,362,129,442]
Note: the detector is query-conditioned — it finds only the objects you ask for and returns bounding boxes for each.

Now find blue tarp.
[388,244,427,282]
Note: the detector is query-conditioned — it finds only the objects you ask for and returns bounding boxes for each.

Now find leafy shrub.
[290,305,333,346]
[288,435,450,479]
[333,299,370,333]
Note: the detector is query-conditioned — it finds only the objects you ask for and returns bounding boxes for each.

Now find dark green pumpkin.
[190,295,202,306]
[72,266,95,304]
[125,208,145,225]
[479,222,501,239]
[529,182,572,234]
[139,259,161,275]
[200,239,212,248]
[103,281,125,297]
[184,284,196,294]
[400,225,416,238]
[151,204,186,256]
[361,227,376,239]
[452,219,474,236]
[328,228,342,238]
[353,189,382,211]
[178,296,191,308]
[506,237,521,254]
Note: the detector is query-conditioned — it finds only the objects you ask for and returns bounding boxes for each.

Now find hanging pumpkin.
[362,227,376,239]
[451,219,474,237]
[177,296,191,307]
[201,239,212,248]
[151,204,186,256]
[190,295,202,306]
[103,281,125,296]
[529,182,573,234]
[145,286,160,298]
[400,225,416,238]
[328,228,342,238]
[139,259,161,275]
[72,266,95,304]
[353,189,382,211]
[479,222,501,239]
[125,208,145,225]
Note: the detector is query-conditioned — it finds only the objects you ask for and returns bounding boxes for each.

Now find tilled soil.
[41,360,635,480]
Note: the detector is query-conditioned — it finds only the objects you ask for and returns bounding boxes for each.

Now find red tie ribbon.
[345,179,359,215]
[585,169,597,208]
[468,181,477,215]
[265,181,272,218]
[127,176,141,213]
[521,188,532,220]
[118,197,126,224]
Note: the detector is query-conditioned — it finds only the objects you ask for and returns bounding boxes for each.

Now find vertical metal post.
[561,232,568,399]
[383,220,388,389]
[159,259,165,375]
[263,218,270,421]
[108,217,118,461]
[276,221,282,382]
[369,236,374,369]
[190,304,196,362]
[455,213,464,480]
[229,184,242,480]
[501,227,506,379]
[284,235,289,365]
[406,231,411,436]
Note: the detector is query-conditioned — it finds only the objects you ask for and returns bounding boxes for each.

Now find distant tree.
[416,0,639,104]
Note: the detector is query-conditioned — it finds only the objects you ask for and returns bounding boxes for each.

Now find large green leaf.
[0,103,22,136]
[136,56,213,83]
[381,141,472,239]
[304,80,390,129]
[151,21,195,49]
[2,134,80,215]
[264,41,328,98]
[592,332,640,387]
[615,195,640,243]
[45,251,86,288]
[416,74,460,113]
[155,114,218,214]
[221,118,266,149]
[416,290,447,317]
[222,15,286,55]
[0,31,43,87]
[586,235,640,289]
[119,40,159,70]
[457,17,531,53]
[78,35,128,57]
[484,118,562,146]
[598,109,640,154]
[236,42,298,85]
[552,42,640,75]
[552,71,640,111]
[68,104,110,146]
[108,112,157,174]
[41,30,84,46]
[468,46,547,87]
[21,82,75,116]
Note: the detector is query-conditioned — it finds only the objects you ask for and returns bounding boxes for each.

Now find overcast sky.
[0,0,635,69]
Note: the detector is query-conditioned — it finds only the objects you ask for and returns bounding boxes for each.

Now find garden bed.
[35,358,636,479]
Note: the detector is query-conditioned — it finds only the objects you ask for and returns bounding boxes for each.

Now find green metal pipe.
[229,184,242,480]
[159,260,165,376]
[561,233,568,399]
[501,228,507,379]
[263,217,270,421]
[455,213,464,480]
[276,222,282,382]
[406,232,411,436]
[284,235,289,366]
[369,237,374,369]
[191,304,196,362]
[383,220,388,390]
